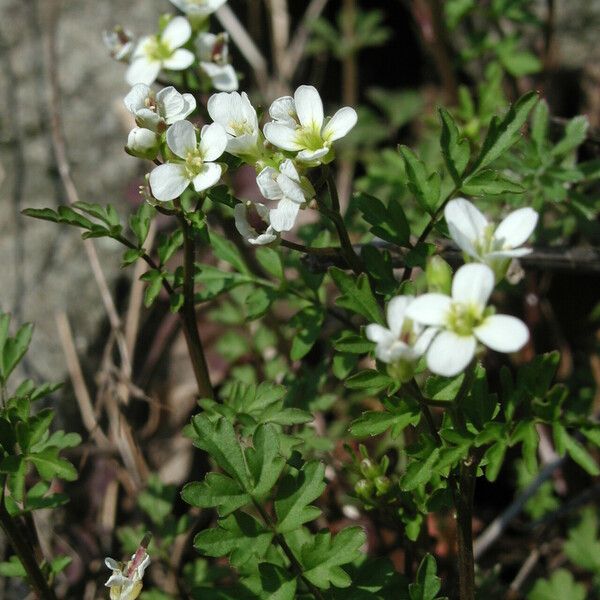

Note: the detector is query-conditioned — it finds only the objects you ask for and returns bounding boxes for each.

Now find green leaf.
[256,247,284,281]
[423,374,464,401]
[301,527,366,589]
[245,287,275,321]
[461,169,524,195]
[472,91,538,172]
[439,108,470,184]
[483,440,507,482]
[290,306,324,360]
[246,425,286,498]
[129,202,155,245]
[157,230,184,265]
[190,416,252,490]
[0,556,26,578]
[0,322,33,383]
[211,232,250,275]
[255,563,297,600]
[274,461,326,533]
[527,569,585,600]
[182,474,250,516]
[208,185,238,208]
[552,115,589,157]
[350,402,420,438]
[345,370,393,393]
[356,192,410,247]
[409,554,442,600]
[28,449,78,481]
[564,507,600,572]
[400,449,440,491]
[399,146,440,212]
[329,267,384,324]
[333,331,375,354]
[194,512,273,568]
[563,432,600,475]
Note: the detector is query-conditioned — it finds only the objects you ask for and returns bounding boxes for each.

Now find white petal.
[269,197,300,232]
[278,159,300,183]
[413,327,438,357]
[166,120,197,158]
[161,16,191,49]
[163,48,195,71]
[263,122,302,151]
[226,133,258,156]
[149,163,190,201]
[196,32,217,61]
[105,558,120,571]
[486,248,532,259]
[127,127,158,152]
[123,84,150,114]
[199,123,227,161]
[322,107,358,141]
[444,198,488,258]
[249,228,278,245]
[494,207,538,249]
[269,96,297,124]
[192,162,222,191]
[386,296,412,336]
[426,331,476,377]
[202,63,238,92]
[277,172,305,204]
[451,263,494,307]
[294,85,324,129]
[126,57,161,86]
[256,167,282,200]
[156,86,185,119]
[234,203,256,240]
[405,293,452,326]
[365,324,394,345]
[297,147,329,162]
[179,94,197,120]
[134,108,162,130]
[474,314,529,353]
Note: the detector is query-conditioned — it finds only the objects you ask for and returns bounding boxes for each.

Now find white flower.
[105,550,150,600]
[263,85,358,162]
[126,17,194,86]
[103,27,135,61]
[169,0,228,18]
[256,160,313,232]
[234,202,278,245]
[444,198,538,279]
[207,91,260,157]
[365,296,436,365]
[126,127,160,159]
[196,33,238,92]
[405,263,529,377]
[124,84,196,132]
[149,120,227,201]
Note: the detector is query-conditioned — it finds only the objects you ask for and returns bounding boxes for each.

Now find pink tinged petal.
[149,163,190,201]
[322,106,358,141]
[192,162,222,192]
[294,85,324,129]
[386,296,413,336]
[474,314,529,353]
[163,48,195,70]
[426,331,476,377]
[256,167,282,200]
[126,57,161,86]
[199,123,227,161]
[166,120,197,158]
[161,16,191,49]
[444,198,488,258]
[263,122,302,151]
[297,147,329,162]
[124,84,151,113]
[451,263,495,307]
[413,327,438,357]
[405,293,452,327]
[276,173,305,204]
[270,198,300,232]
[269,96,297,124]
[494,207,538,249]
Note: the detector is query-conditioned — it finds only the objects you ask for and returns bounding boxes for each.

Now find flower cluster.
[367,199,537,378]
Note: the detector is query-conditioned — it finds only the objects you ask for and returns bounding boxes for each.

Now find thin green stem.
[279,239,340,257]
[0,501,58,600]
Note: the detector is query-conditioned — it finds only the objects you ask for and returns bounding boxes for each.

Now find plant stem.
[0,503,58,600]
[454,459,478,600]
[175,208,215,400]
[279,239,340,256]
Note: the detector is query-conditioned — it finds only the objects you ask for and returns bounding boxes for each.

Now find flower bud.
[126,128,160,160]
[374,475,391,496]
[354,478,373,499]
[426,256,452,295]
[359,458,379,479]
